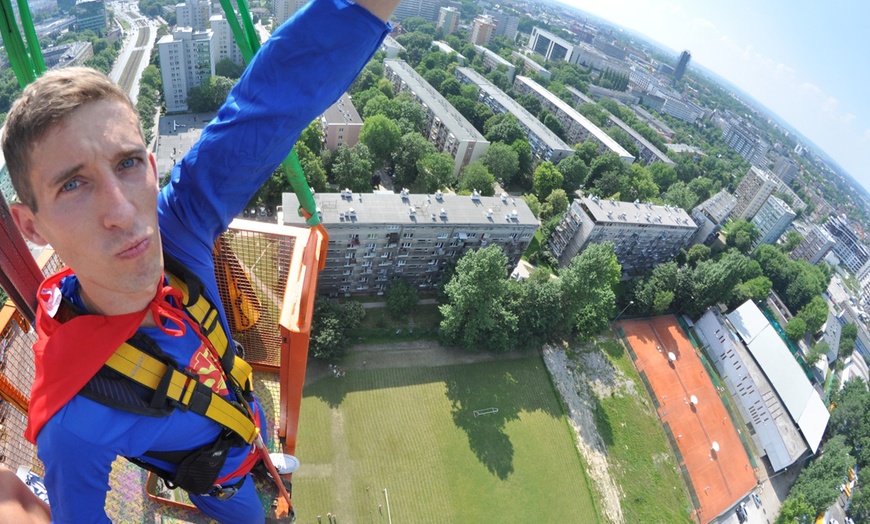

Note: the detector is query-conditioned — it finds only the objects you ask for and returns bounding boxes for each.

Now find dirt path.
[542,345,625,524]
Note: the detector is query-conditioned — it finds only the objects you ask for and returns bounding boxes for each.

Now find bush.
[385,279,418,318]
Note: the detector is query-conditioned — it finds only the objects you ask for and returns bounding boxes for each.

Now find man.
[3,0,397,521]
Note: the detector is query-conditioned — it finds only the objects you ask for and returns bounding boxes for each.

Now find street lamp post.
[614,300,634,321]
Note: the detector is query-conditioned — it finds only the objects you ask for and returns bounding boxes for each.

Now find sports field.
[618,317,757,523]
[291,356,601,522]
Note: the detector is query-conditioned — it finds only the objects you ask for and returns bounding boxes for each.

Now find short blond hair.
[3,67,140,211]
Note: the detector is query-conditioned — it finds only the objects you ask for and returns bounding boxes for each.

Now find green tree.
[415,152,454,193]
[559,242,621,341]
[648,162,678,191]
[439,245,518,352]
[724,219,760,254]
[360,114,402,168]
[533,161,564,200]
[385,279,419,319]
[392,132,437,189]
[789,435,853,516]
[797,296,829,335]
[512,140,533,185]
[458,161,496,196]
[685,244,711,267]
[556,153,588,194]
[299,121,323,157]
[805,341,828,366]
[521,193,541,218]
[784,317,807,342]
[215,57,245,79]
[840,323,859,359]
[485,113,525,144]
[662,181,699,211]
[309,299,365,362]
[541,111,567,142]
[333,143,374,192]
[540,189,569,222]
[508,270,565,347]
[481,142,519,186]
[774,492,814,524]
[781,230,804,253]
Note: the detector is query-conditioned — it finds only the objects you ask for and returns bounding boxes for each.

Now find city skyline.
[560,0,870,194]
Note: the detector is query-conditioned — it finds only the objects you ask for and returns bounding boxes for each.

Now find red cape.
[25,268,148,443]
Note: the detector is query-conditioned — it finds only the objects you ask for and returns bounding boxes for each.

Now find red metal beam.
[0,194,41,323]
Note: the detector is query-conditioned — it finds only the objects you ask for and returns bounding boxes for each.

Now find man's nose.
[99,175,137,229]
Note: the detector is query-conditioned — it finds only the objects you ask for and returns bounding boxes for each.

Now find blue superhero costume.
[30,1,389,522]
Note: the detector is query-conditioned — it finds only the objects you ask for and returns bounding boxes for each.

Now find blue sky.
[561,0,870,192]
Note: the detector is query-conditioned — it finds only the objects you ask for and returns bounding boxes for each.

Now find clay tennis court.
[618,316,757,523]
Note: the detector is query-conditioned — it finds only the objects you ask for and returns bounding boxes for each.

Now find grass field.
[593,340,695,524]
[353,304,442,345]
[291,356,601,522]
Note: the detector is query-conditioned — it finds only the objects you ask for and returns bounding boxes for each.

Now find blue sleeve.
[37,421,117,524]
[158,0,390,255]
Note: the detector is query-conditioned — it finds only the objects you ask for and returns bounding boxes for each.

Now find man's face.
[11,99,163,312]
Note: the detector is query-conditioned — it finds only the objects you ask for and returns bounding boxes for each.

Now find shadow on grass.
[304,356,561,480]
[600,339,625,360]
[591,394,614,447]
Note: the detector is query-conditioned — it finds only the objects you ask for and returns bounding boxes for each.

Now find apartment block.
[436,6,459,34]
[826,215,870,274]
[641,91,702,123]
[486,10,518,40]
[393,0,444,22]
[565,84,594,106]
[527,26,573,62]
[549,196,697,272]
[176,0,210,31]
[474,45,515,82]
[690,190,737,246]
[790,223,835,265]
[511,51,550,79]
[157,27,216,113]
[772,155,799,185]
[455,67,573,165]
[320,93,362,150]
[383,60,488,176]
[512,75,633,162]
[723,121,770,166]
[432,41,465,64]
[470,14,497,45]
[281,190,538,295]
[858,262,870,307]
[75,0,107,33]
[381,35,405,58]
[733,166,778,221]
[210,15,245,66]
[751,195,796,250]
[606,115,673,166]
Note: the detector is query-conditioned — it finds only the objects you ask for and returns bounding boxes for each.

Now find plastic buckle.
[209,483,239,501]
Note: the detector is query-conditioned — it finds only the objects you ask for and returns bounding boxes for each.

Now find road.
[109,1,157,104]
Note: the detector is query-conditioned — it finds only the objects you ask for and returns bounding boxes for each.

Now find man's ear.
[9,203,48,246]
[149,152,159,185]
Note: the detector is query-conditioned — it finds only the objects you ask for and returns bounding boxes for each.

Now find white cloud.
[841,113,856,124]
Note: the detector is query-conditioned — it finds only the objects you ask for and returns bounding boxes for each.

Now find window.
[437,233,449,239]
[403,233,414,238]
[435,242,444,248]
[401,242,412,249]
[367,233,378,239]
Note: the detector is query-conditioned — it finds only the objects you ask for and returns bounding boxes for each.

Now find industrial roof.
[727,301,829,453]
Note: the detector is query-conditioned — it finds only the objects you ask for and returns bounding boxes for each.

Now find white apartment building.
[455,67,573,165]
[606,114,673,166]
[393,0,444,22]
[527,26,574,62]
[210,15,245,67]
[281,190,538,295]
[733,166,778,221]
[158,27,216,113]
[383,60,489,176]
[512,75,633,163]
[826,215,870,274]
[176,0,210,31]
[751,195,796,250]
[511,51,550,79]
[432,41,465,64]
[857,262,870,307]
[474,45,515,82]
[436,6,459,34]
[486,10,518,40]
[549,196,697,272]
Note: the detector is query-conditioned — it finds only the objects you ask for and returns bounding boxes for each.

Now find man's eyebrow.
[47,164,84,189]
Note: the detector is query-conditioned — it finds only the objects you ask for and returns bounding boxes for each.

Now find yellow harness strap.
[101,271,258,444]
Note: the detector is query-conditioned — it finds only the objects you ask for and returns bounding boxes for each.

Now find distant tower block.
[674,50,691,81]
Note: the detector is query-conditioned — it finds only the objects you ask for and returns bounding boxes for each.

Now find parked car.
[752,492,762,507]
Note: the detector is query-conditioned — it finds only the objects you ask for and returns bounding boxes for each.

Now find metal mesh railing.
[0,221,315,474]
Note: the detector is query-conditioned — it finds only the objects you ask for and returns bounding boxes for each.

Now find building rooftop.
[694,190,737,223]
[606,114,672,165]
[385,60,485,143]
[581,195,696,230]
[456,67,572,154]
[282,190,538,227]
[321,93,360,126]
[565,85,594,105]
[726,301,829,453]
[515,75,633,162]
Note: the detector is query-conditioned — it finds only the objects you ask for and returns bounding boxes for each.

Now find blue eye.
[61,179,80,192]
[121,158,137,169]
